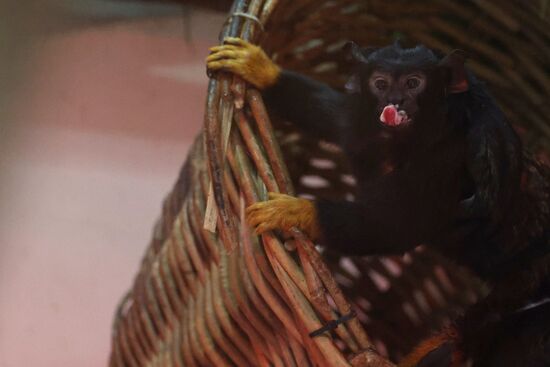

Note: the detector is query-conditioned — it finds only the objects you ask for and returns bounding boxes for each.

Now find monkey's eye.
[374,78,388,91]
[405,77,421,89]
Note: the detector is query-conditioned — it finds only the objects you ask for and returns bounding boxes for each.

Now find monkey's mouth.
[379,104,411,127]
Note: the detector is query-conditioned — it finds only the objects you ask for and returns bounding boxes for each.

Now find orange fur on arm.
[398,326,463,367]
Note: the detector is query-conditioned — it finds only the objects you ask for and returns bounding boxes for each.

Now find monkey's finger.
[246,203,266,215]
[254,222,277,235]
[208,46,244,58]
[223,37,249,47]
[206,60,224,70]
[250,207,281,222]
[206,50,246,63]
[268,192,294,200]
[206,60,243,72]
[246,203,287,221]
[248,209,285,229]
[245,210,260,224]
[246,210,275,227]
[246,209,265,225]
[245,200,276,213]
[209,45,240,53]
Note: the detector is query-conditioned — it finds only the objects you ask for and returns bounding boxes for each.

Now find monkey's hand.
[246,192,321,239]
[206,37,280,90]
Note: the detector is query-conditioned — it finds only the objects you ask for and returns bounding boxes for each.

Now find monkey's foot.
[246,192,321,239]
[206,37,280,90]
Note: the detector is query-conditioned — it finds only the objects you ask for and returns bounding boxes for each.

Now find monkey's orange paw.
[206,37,280,90]
[245,192,320,239]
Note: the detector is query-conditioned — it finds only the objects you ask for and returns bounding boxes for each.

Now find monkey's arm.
[206,37,350,143]
[313,173,456,255]
[247,169,459,255]
[262,70,351,143]
[450,74,522,222]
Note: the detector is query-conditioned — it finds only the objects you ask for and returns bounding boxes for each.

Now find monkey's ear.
[439,49,469,93]
[343,41,375,64]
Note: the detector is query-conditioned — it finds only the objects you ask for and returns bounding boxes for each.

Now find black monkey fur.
[261,43,550,366]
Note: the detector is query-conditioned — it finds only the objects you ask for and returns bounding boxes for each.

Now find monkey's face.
[344,41,462,131]
[367,69,428,127]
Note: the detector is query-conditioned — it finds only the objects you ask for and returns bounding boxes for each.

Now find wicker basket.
[109,1,550,366]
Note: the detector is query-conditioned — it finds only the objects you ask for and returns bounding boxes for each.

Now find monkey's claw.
[245,192,321,239]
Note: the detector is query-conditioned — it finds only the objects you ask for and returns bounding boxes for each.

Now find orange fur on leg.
[398,326,463,367]
[246,192,321,239]
[206,37,281,90]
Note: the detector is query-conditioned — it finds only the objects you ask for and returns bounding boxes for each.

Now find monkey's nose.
[388,98,404,106]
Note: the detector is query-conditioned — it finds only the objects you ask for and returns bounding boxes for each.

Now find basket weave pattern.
[109,0,549,365]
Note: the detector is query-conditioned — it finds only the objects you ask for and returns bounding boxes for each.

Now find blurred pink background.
[0,12,224,367]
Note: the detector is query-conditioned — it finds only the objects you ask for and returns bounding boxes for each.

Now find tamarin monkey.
[206,38,550,366]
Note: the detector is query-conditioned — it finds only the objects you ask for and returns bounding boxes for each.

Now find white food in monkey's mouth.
[379,104,410,126]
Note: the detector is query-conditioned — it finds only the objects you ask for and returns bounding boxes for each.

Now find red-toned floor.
[0,14,223,367]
